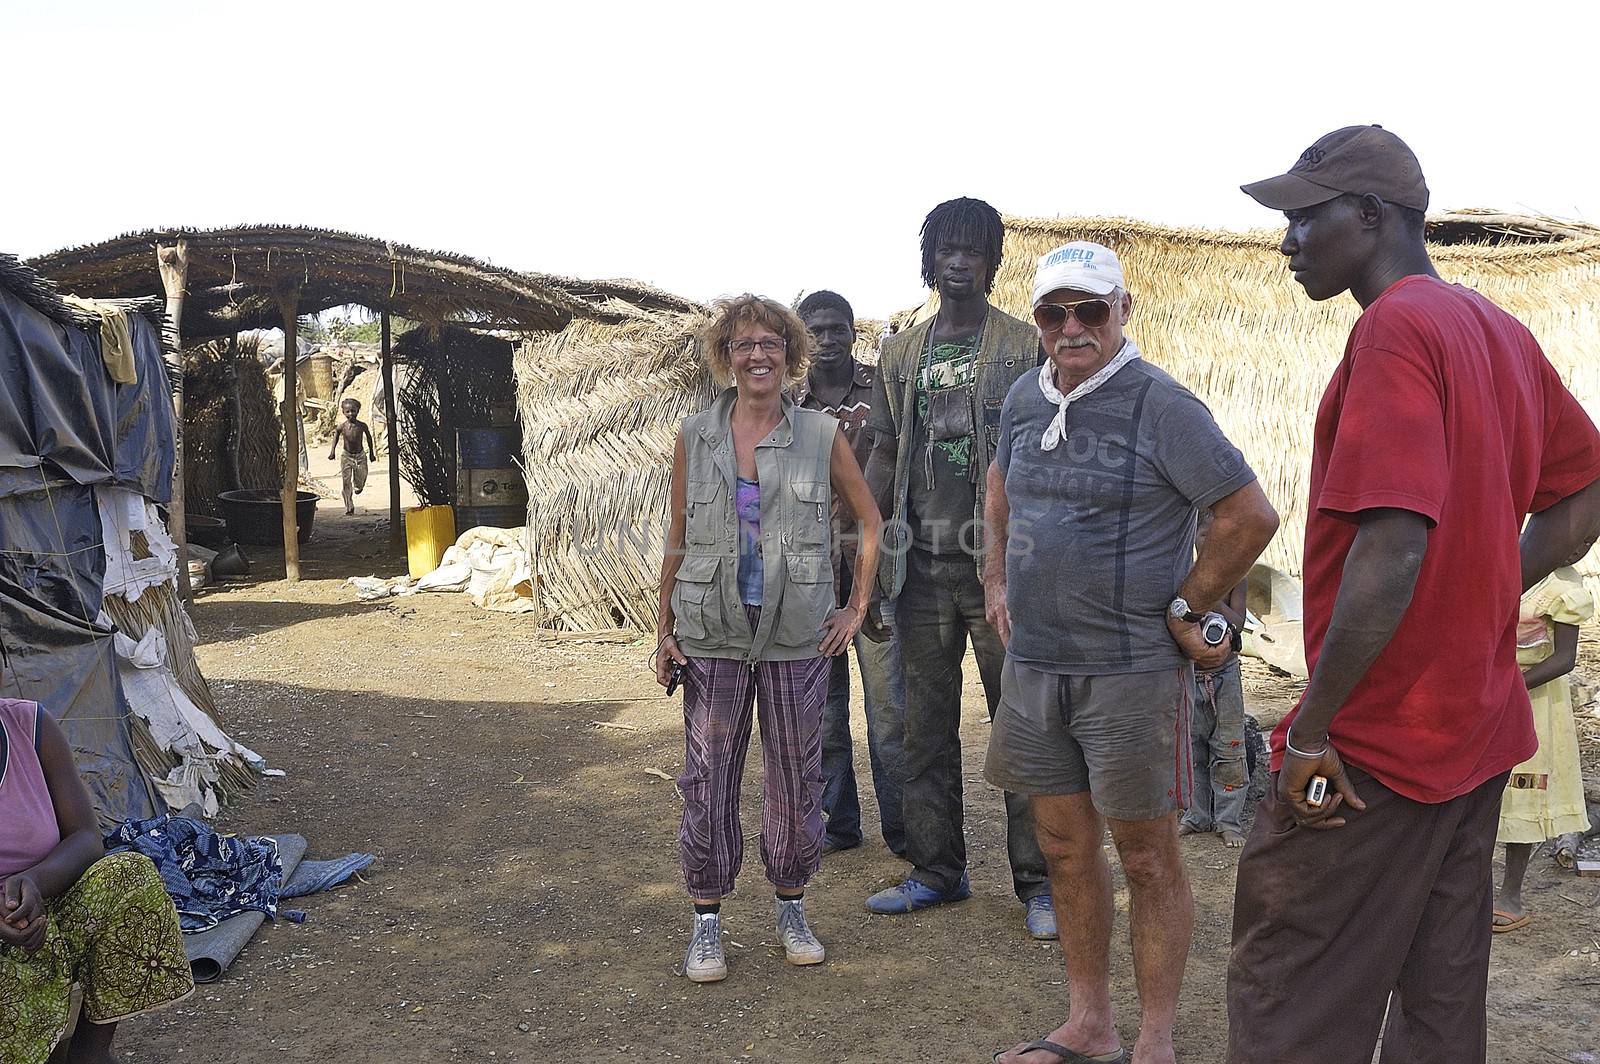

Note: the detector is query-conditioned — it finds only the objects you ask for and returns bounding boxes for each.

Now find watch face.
[1169,598,1187,619]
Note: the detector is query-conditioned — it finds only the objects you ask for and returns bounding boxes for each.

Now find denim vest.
[672,388,839,663]
[876,305,1041,597]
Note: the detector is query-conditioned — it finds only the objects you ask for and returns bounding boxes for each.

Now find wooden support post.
[223,335,244,491]
[437,326,457,515]
[276,283,302,581]
[382,310,401,548]
[156,241,191,600]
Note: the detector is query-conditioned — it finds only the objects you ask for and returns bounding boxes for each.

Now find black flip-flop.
[992,1039,1131,1064]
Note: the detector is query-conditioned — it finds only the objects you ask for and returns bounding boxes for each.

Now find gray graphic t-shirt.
[994,358,1256,674]
[906,335,979,554]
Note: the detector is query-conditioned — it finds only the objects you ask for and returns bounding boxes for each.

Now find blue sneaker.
[1024,894,1058,940]
[865,874,971,914]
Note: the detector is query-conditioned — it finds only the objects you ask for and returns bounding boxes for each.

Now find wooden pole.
[276,283,302,581]
[382,310,401,548]
[156,241,192,600]
[436,325,457,515]
[223,335,244,491]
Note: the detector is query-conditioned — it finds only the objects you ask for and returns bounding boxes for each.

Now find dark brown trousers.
[1227,765,1508,1064]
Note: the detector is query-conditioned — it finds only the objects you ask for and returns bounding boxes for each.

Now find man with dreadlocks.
[862,197,1054,938]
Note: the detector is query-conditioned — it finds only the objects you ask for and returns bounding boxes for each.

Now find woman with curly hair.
[654,294,881,983]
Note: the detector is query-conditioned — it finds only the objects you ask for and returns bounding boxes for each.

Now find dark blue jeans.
[897,548,1048,901]
[820,605,907,853]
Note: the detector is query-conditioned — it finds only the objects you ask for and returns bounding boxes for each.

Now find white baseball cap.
[1031,241,1126,305]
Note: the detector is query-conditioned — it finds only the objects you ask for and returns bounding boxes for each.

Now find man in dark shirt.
[862,198,1053,938]
[794,291,906,857]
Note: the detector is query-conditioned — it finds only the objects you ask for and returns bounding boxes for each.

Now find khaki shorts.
[984,657,1193,822]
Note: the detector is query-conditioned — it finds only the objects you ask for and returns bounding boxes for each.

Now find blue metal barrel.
[457,427,520,468]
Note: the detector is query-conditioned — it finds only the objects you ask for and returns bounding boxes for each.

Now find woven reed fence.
[983,212,1600,575]
[515,315,712,630]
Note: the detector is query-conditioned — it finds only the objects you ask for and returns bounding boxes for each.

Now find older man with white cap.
[984,242,1279,1064]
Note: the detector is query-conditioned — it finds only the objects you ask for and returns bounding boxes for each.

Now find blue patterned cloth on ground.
[105,815,286,932]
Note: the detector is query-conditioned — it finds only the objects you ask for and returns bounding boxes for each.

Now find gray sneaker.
[684,913,727,983]
[776,898,825,966]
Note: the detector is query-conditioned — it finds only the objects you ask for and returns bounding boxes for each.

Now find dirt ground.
[115,453,1600,1063]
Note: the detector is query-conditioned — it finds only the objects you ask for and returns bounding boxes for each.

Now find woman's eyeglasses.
[728,337,788,356]
[1032,298,1115,331]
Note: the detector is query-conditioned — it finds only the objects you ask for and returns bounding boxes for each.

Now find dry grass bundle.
[515,313,712,631]
[851,319,885,364]
[182,334,279,515]
[102,583,258,804]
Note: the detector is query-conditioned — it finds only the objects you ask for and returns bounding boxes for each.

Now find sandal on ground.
[992,1039,1130,1064]
[1491,908,1531,933]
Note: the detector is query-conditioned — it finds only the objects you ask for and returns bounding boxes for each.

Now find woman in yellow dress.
[1493,563,1594,932]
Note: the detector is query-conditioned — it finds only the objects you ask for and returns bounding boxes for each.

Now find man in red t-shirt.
[1228,125,1600,1063]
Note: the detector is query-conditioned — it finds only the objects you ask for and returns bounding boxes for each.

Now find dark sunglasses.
[1032,298,1114,331]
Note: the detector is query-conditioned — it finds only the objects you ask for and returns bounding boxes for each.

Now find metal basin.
[217,489,317,546]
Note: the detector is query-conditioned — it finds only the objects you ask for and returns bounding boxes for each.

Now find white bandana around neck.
[1037,338,1142,452]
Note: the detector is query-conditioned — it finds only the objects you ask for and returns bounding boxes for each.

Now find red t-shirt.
[1273,275,1600,803]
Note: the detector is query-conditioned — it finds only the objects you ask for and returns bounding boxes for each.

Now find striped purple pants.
[677,613,830,898]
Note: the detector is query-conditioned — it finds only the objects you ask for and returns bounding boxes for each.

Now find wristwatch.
[1168,596,1206,624]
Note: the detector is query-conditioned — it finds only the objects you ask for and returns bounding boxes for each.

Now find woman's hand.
[654,634,688,687]
[1,874,46,951]
[819,605,864,657]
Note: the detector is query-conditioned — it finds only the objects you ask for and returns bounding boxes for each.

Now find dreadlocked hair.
[796,290,855,323]
[920,197,1004,293]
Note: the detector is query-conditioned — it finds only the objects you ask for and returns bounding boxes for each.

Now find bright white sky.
[10,1,1598,319]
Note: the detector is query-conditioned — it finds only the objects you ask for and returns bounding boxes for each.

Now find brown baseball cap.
[1241,125,1429,212]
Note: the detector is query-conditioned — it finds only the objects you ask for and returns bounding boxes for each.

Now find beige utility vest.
[672,388,839,663]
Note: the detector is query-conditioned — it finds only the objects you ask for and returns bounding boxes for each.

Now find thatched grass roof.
[979,210,1600,576]
[509,209,1600,631]
[0,253,164,332]
[25,225,697,340]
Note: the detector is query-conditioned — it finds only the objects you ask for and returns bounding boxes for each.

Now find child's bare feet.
[1221,828,1246,848]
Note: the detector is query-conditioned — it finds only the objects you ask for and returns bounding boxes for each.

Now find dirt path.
[116,503,1600,1063]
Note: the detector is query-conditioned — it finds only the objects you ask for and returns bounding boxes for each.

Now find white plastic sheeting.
[346,575,418,601]
[97,485,264,813]
[99,488,177,603]
[1241,563,1308,678]
[416,525,537,613]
